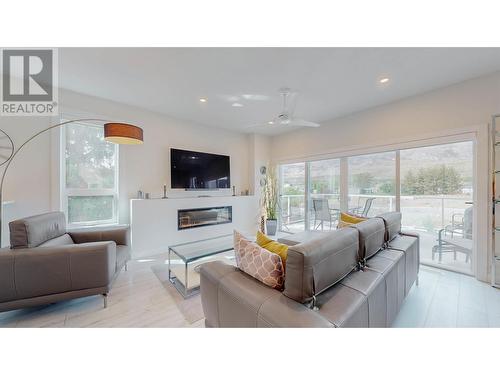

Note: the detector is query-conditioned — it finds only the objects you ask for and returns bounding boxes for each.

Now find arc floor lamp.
[0,119,144,247]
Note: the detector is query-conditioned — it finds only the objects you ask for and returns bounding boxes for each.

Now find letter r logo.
[2,49,53,102]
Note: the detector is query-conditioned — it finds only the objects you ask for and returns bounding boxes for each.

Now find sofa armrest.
[400,231,419,238]
[400,231,420,272]
[8,242,117,300]
[64,241,117,289]
[68,226,130,246]
[200,261,332,328]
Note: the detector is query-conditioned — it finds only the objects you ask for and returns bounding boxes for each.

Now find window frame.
[60,119,119,228]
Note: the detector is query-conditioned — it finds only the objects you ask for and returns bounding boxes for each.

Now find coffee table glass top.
[168,234,234,263]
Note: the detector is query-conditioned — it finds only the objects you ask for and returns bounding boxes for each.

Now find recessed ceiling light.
[232,102,243,107]
[379,77,390,84]
[199,98,207,103]
[268,121,274,125]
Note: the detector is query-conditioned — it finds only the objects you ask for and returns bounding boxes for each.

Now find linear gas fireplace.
[178,206,232,230]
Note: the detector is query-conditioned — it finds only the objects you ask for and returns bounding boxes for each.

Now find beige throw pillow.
[233,230,285,290]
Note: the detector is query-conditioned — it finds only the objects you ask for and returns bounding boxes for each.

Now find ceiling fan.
[247,88,321,129]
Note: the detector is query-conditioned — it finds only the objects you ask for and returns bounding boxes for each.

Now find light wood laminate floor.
[1,255,499,328]
[0,254,204,328]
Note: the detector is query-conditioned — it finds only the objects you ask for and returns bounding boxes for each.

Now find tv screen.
[170,148,230,189]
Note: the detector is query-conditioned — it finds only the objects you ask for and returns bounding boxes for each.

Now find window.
[309,158,340,229]
[61,121,119,226]
[348,151,396,216]
[400,141,473,273]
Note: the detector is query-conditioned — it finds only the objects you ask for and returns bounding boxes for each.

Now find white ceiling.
[58,48,500,135]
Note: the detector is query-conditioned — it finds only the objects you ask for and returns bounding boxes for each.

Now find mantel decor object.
[163,184,168,199]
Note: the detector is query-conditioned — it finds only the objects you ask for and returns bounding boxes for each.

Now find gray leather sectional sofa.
[200,212,419,327]
[0,212,130,312]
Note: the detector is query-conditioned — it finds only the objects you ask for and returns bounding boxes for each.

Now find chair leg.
[102,293,108,308]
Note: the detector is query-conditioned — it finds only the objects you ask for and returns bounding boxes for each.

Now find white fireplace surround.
[130,195,258,258]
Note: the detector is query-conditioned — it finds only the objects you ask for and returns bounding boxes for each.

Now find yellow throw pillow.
[256,231,288,267]
[338,212,368,228]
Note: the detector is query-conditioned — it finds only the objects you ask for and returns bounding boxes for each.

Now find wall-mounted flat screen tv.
[170,148,230,189]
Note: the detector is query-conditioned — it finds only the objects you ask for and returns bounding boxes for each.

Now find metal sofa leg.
[125,261,128,271]
[103,293,108,308]
[416,274,419,286]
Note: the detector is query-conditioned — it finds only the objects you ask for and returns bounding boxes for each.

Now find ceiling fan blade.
[289,118,321,128]
[281,90,298,116]
[244,120,280,129]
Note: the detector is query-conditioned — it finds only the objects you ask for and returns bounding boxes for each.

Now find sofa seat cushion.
[218,269,279,327]
[376,249,405,308]
[316,284,368,327]
[258,294,334,328]
[365,253,402,326]
[340,269,387,327]
[387,234,419,295]
[387,234,418,251]
[9,212,66,249]
[39,234,74,247]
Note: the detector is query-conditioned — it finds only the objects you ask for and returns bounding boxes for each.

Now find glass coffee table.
[168,234,234,298]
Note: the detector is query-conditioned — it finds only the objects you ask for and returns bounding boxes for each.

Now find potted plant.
[262,165,278,235]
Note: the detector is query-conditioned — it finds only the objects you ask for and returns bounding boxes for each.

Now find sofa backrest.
[284,227,359,304]
[352,217,386,262]
[376,212,402,243]
[9,212,66,249]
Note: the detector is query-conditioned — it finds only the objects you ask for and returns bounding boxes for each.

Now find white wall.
[271,71,500,282]
[272,71,500,162]
[0,88,269,246]
[0,116,54,246]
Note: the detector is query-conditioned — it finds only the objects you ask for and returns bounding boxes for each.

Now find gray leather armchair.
[0,212,130,313]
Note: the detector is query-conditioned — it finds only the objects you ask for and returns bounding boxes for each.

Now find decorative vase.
[266,219,277,236]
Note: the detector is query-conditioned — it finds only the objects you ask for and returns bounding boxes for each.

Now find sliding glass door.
[348,151,396,217]
[279,162,306,233]
[400,142,474,273]
[277,138,475,274]
[309,159,340,230]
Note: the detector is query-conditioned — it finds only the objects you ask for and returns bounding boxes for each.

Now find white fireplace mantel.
[130,195,259,258]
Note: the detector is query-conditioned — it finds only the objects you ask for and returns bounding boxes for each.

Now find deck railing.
[280,193,472,232]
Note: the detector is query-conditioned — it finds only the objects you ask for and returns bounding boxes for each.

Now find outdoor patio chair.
[432,206,473,263]
[349,197,376,217]
[312,198,339,230]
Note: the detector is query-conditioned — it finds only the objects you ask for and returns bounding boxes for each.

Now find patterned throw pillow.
[233,230,285,290]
